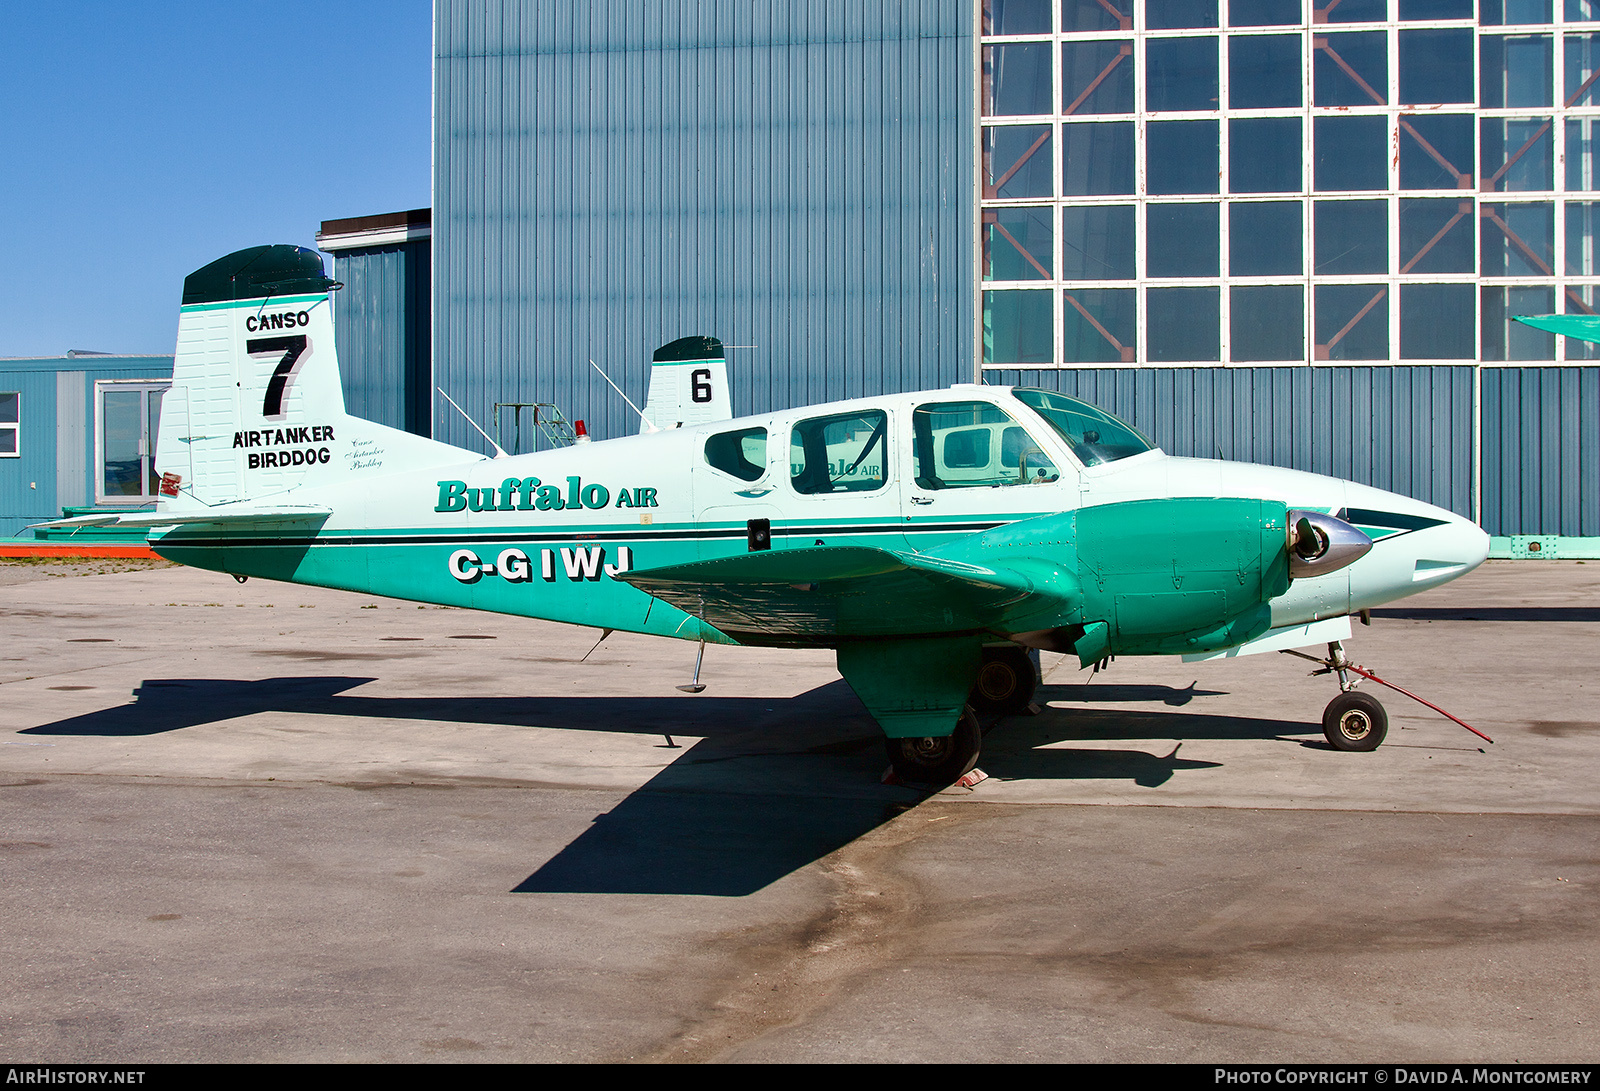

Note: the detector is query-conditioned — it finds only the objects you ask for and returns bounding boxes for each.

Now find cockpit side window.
[704,426,767,482]
[790,410,889,494]
[911,400,1059,489]
[1012,388,1154,467]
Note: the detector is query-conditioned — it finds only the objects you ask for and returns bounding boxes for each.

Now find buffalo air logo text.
[449,546,634,583]
[435,477,658,513]
[235,424,337,469]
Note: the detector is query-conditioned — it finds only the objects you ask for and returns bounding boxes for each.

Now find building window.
[980,0,1600,369]
[0,392,17,457]
[96,381,167,503]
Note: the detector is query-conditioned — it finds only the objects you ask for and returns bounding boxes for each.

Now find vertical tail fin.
[640,336,731,432]
[155,245,475,508]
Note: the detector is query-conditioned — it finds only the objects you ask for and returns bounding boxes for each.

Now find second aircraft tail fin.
[640,336,731,433]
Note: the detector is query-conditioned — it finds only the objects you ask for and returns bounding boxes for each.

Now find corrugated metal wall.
[331,242,432,436]
[1481,367,1600,537]
[433,0,975,449]
[986,366,1477,520]
[0,357,174,537]
[0,367,62,536]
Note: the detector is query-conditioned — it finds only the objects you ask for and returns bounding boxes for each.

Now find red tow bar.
[1337,662,1493,743]
[1283,649,1494,744]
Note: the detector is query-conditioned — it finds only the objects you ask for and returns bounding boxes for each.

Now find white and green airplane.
[44,246,1491,783]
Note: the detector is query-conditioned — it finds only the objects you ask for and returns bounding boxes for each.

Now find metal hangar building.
[412,0,1598,554]
[5,0,1597,553]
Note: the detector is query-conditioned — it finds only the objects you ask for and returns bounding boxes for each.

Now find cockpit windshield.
[1011,388,1154,467]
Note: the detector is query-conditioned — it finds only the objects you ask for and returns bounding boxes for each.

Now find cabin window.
[0,392,17,457]
[912,400,1059,489]
[96,381,167,502]
[704,426,767,482]
[1013,388,1153,467]
[790,410,889,494]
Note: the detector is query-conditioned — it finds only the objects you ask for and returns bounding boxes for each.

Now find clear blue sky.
[0,2,432,357]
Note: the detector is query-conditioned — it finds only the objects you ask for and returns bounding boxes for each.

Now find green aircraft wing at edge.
[1513,313,1600,343]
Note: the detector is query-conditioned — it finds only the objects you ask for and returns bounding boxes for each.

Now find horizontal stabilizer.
[621,546,1068,640]
[31,504,332,531]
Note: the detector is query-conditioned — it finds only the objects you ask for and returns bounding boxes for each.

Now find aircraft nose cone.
[1414,511,1491,586]
[1344,493,1491,611]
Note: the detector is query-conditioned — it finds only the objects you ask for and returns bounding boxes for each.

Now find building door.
[96,381,168,504]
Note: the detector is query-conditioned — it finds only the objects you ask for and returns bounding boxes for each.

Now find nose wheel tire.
[969,646,1039,717]
[1322,691,1388,752]
[885,707,982,786]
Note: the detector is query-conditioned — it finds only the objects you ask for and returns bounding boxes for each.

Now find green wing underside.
[620,546,1072,643]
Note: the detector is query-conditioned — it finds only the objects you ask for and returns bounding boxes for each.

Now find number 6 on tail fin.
[640,336,731,432]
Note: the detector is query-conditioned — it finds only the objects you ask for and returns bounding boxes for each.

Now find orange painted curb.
[0,544,157,559]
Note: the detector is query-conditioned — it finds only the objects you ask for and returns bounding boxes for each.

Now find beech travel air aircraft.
[43,246,1493,784]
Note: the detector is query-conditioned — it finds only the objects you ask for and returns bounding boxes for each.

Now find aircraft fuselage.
[150,383,1488,662]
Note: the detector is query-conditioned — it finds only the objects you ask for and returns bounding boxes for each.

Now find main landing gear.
[1283,639,1493,751]
[968,645,1040,717]
[883,646,1039,786]
[883,706,983,785]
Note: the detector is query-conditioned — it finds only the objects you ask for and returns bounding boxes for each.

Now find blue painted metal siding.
[0,367,61,536]
[434,0,975,449]
[0,357,174,537]
[330,241,432,436]
[986,366,1477,519]
[1481,367,1600,537]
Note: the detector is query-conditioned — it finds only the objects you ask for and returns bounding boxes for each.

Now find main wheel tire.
[885,707,982,785]
[1322,691,1388,752]
[969,646,1039,717]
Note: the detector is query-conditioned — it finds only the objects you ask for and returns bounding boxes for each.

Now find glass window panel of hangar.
[979,0,1600,368]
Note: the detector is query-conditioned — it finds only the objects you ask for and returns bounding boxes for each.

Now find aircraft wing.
[30,504,333,530]
[620,545,1072,640]
[1513,314,1600,343]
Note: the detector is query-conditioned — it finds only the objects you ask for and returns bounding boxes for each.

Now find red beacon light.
[573,419,591,445]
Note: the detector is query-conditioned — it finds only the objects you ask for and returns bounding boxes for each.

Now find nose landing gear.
[1283,639,1492,750]
[1323,690,1388,752]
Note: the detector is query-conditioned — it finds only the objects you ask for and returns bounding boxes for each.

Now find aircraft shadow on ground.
[19,676,871,741]
[1372,606,1600,623]
[1038,681,1229,706]
[20,674,1312,896]
[512,786,905,897]
[976,703,1313,787]
[22,675,902,896]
